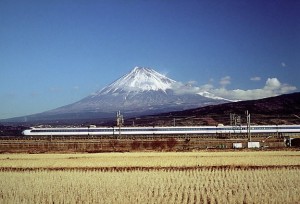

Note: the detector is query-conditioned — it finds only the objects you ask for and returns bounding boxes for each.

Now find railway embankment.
[0,135,288,153]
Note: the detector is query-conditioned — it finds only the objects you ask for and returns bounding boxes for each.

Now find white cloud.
[172,81,216,96]
[281,62,286,67]
[265,78,281,90]
[73,86,80,90]
[172,77,297,101]
[209,78,296,100]
[172,82,202,95]
[250,76,261,81]
[219,76,231,87]
[186,81,198,86]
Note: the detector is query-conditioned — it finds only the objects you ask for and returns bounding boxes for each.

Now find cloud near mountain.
[166,76,296,102]
[198,77,297,101]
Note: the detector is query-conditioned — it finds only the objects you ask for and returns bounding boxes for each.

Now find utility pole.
[230,113,234,127]
[230,113,234,138]
[116,111,124,138]
[246,110,251,142]
[230,113,241,133]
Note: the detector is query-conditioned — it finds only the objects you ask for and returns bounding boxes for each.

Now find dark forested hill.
[129,92,300,126]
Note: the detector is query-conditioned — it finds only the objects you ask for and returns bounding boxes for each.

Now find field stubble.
[1,151,300,169]
[0,151,300,203]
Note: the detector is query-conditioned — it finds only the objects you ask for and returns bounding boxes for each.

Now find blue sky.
[0,0,299,119]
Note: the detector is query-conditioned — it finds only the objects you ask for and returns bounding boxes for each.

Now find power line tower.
[245,110,251,142]
[116,111,124,138]
[230,113,241,127]
[230,113,241,137]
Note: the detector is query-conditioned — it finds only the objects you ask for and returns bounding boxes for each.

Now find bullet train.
[22,125,300,136]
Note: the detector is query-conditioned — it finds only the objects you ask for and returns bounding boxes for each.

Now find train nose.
[22,130,31,135]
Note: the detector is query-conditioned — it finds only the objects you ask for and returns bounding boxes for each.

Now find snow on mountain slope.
[96,67,176,95]
[197,91,235,102]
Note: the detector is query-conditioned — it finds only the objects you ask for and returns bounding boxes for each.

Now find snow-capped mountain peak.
[12,66,229,122]
[98,66,176,95]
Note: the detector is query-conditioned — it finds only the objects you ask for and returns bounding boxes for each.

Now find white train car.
[22,125,300,136]
[22,127,90,136]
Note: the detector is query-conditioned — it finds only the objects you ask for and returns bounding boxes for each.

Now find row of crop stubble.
[0,168,299,203]
[0,151,300,203]
[1,151,300,169]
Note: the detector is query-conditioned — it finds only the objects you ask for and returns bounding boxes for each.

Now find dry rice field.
[0,151,300,203]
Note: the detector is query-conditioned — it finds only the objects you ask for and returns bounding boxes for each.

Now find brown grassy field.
[0,151,299,203]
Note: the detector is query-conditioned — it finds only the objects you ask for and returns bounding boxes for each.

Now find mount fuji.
[5,67,230,123]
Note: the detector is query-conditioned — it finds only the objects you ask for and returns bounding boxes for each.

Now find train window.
[90,129,108,132]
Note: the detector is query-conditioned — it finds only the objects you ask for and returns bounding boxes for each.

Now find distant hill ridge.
[132,92,300,126]
[185,92,300,115]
